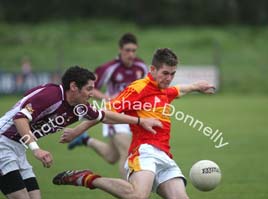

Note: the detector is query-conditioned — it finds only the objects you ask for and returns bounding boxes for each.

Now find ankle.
[84,174,101,189]
[82,136,90,145]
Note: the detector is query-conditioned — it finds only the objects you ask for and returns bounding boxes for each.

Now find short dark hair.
[119,33,137,48]
[61,66,96,91]
[152,48,178,69]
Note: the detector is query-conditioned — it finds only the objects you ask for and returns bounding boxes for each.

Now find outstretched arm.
[60,120,97,143]
[102,110,162,134]
[60,110,162,143]
[176,80,215,97]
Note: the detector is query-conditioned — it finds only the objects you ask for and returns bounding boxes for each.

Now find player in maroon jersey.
[0,66,160,199]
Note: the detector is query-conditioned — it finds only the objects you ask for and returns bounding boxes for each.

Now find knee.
[106,154,119,164]
[105,153,119,164]
[137,194,150,199]
[130,194,149,199]
[132,191,151,199]
[179,195,190,199]
[123,188,150,199]
[107,158,117,164]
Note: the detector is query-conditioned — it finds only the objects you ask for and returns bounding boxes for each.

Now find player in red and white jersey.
[68,33,148,178]
[53,49,215,199]
[0,66,160,199]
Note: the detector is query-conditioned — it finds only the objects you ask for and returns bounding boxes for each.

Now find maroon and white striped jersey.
[0,84,104,143]
[94,57,148,96]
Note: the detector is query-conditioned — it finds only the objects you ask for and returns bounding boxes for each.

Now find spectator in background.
[21,57,32,80]
[16,57,33,92]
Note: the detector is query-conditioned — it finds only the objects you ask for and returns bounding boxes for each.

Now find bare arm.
[60,110,163,143]
[60,120,97,143]
[72,120,97,134]
[102,110,140,124]
[176,81,215,97]
[102,110,162,134]
[14,118,36,144]
[61,110,142,143]
[14,118,53,168]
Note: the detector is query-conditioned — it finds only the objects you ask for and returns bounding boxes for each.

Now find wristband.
[28,142,40,151]
[137,117,140,125]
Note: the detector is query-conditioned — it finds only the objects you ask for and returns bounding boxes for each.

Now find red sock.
[82,173,101,189]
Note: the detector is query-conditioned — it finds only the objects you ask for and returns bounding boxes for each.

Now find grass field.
[0,94,267,199]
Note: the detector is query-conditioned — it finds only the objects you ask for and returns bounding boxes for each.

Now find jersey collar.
[147,73,158,87]
[59,84,65,101]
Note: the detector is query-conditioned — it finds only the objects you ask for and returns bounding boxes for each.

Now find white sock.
[87,137,94,146]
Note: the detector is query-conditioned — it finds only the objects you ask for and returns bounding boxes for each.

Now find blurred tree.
[0,0,267,25]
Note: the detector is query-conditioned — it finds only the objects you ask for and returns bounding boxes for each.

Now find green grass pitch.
[0,94,267,199]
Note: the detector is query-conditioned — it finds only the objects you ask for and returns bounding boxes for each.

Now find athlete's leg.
[6,189,30,199]
[27,190,41,199]
[68,129,120,164]
[67,132,89,150]
[156,178,189,199]
[68,132,120,164]
[4,174,41,199]
[53,169,155,199]
[111,133,131,178]
[0,170,30,199]
[24,178,41,199]
[87,138,120,164]
[0,137,40,199]
[93,170,154,198]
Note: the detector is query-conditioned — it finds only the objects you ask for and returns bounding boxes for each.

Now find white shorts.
[102,124,131,137]
[125,144,186,192]
[0,135,35,179]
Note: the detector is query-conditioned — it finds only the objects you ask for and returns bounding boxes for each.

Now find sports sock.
[82,136,90,145]
[79,172,101,189]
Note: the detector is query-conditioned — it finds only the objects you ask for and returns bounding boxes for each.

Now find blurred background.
[0,0,268,94]
[0,0,267,199]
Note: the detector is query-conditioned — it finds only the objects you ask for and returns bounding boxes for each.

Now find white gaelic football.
[189,160,221,191]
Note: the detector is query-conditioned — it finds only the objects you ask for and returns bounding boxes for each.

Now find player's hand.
[194,81,215,94]
[33,149,53,168]
[59,128,76,143]
[140,118,162,134]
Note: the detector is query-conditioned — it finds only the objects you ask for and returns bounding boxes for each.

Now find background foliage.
[0,0,267,25]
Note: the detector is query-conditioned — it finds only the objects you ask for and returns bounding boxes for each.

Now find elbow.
[13,117,29,124]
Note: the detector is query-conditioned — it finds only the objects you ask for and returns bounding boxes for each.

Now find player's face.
[151,65,177,89]
[76,80,95,104]
[119,43,137,67]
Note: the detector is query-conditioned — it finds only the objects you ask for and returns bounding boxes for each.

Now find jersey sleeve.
[165,86,180,103]
[106,86,140,113]
[94,66,106,89]
[83,104,105,122]
[94,61,117,90]
[13,86,62,122]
